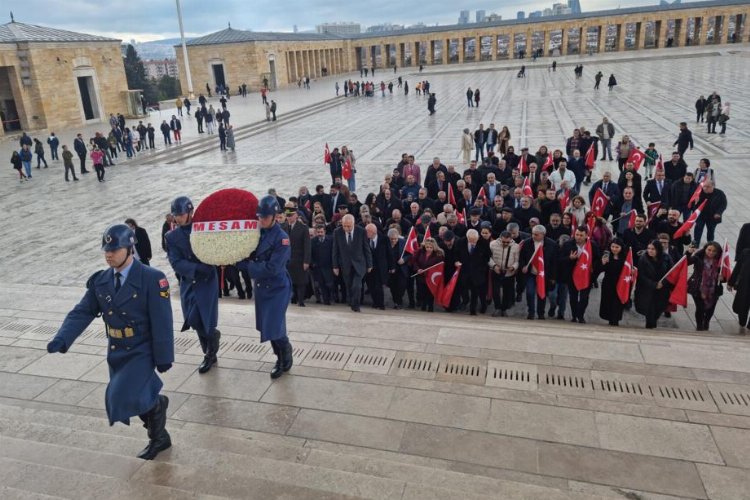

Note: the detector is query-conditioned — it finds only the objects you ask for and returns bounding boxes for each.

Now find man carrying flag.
[402,226,420,258]
[522,176,533,198]
[564,227,599,323]
[673,199,707,239]
[627,147,646,171]
[590,188,609,218]
[519,225,557,320]
[448,183,457,207]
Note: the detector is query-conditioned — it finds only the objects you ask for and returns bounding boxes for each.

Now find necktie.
[371,239,375,250]
[603,182,608,192]
[115,272,122,292]
[470,244,474,254]
[658,181,662,194]
[347,232,352,245]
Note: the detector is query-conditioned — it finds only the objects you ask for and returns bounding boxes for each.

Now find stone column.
[296,51,304,80]
[578,26,585,54]
[443,39,450,64]
[616,24,626,51]
[654,19,663,48]
[714,15,724,44]
[561,27,569,55]
[525,29,533,57]
[492,35,499,60]
[598,25,607,52]
[635,21,645,50]
[474,35,480,61]
[700,17,711,45]
[458,38,465,63]
[735,13,745,43]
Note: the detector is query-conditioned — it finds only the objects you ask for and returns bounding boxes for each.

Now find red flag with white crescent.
[519,154,529,175]
[425,262,445,298]
[591,188,609,218]
[617,248,635,304]
[627,148,646,171]
[585,144,596,170]
[423,224,432,241]
[627,210,637,229]
[646,202,661,224]
[542,154,554,172]
[324,143,331,164]
[673,200,707,239]
[522,177,533,197]
[573,238,593,291]
[664,255,689,307]
[438,266,461,308]
[404,226,419,255]
[720,240,733,282]
[531,244,546,299]
[688,181,704,208]
[448,183,457,207]
[342,158,352,180]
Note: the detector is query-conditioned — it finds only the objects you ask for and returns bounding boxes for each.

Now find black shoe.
[527,314,534,320]
[298,302,306,307]
[579,318,586,324]
[571,318,578,323]
[549,307,556,317]
[556,314,564,320]
[492,310,502,317]
[538,314,545,320]
[351,305,361,312]
[137,395,171,460]
[664,312,671,318]
[516,293,523,303]
[198,330,220,374]
[281,342,294,372]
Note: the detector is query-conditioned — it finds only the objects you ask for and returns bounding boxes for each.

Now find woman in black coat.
[635,240,673,329]
[687,242,724,331]
[599,238,628,326]
[125,218,153,266]
[729,248,750,329]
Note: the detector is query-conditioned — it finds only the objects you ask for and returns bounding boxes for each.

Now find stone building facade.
[178,0,749,94]
[0,21,129,135]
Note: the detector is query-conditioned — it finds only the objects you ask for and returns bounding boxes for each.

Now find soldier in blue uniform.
[46,224,174,460]
[237,195,294,378]
[165,196,221,373]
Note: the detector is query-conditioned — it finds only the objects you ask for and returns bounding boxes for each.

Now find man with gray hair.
[518,225,557,319]
[332,214,372,312]
[457,229,491,315]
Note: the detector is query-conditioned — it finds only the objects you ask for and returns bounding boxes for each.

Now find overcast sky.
[7,0,662,41]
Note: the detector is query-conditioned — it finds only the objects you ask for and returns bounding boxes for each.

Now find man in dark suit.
[518,225,557,320]
[365,224,390,309]
[663,151,688,183]
[281,204,311,307]
[311,184,332,218]
[588,171,621,218]
[311,224,335,305]
[558,227,600,323]
[456,229,491,315]
[332,214,372,312]
[643,168,671,206]
[328,184,346,219]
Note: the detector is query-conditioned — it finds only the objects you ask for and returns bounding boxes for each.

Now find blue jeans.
[347,172,356,193]
[486,143,495,153]
[22,161,31,177]
[693,218,718,245]
[548,282,568,317]
[475,142,485,161]
[525,275,547,317]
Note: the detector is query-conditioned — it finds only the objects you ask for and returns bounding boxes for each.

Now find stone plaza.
[1,44,750,498]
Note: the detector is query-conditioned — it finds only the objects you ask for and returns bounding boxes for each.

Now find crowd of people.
[205,108,747,332]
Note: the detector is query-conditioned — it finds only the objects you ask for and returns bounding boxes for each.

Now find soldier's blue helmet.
[258,195,281,217]
[171,196,194,216]
[102,224,136,252]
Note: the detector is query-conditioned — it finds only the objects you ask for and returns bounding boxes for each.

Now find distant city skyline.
[6,0,692,42]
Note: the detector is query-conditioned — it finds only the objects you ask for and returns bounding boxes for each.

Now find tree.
[157,75,181,100]
[123,44,159,105]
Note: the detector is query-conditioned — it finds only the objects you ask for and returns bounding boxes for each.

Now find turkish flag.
[425,262,445,298]
[438,267,461,308]
[656,154,664,171]
[304,199,311,211]
[646,202,661,224]
[423,224,432,241]
[664,255,688,307]
[404,226,419,255]
[342,158,352,180]
[542,154,554,172]
[522,177,533,197]
[571,214,578,235]
[573,239,593,291]
[627,210,637,229]
[324,143,331,164]
[477,186,487,202]
[585,144,596,170]
[616,248,635,304]
[591,188,609,218]
[448,183,457,207]
[558,189,570,212]
[673,200,707,239]
[720,240,732,282]
[531,244,546,299]
[586,214,596,234]
[627,148,646,171]
[457,208,466,225]
[688,181,704,208]
[519,154,529,175]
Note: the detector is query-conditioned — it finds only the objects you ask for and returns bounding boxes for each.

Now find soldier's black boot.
[199,329,220,374]
[270,341,283,379]
[137,395,171,460]
[197,335,208,355]
[281,341,294,373]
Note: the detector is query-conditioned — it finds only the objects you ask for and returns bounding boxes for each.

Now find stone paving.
[1,45,750,499]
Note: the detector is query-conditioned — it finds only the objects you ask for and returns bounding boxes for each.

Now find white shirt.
[549,169,577,191]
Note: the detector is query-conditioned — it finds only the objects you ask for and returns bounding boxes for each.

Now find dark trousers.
[292,284,307,305]
[366,271,385,307]
[707,118,717,133]
[406,276,416,307]
[525,275,546,317]
[163,133,171,145]
[461,283,487,314]
[50,147,58,160]
[149,137,156,148]
[693,218,718,245]
[78,154,87,173]
[343,269,363,308]
[492,274,515,311]
[314,275,333,304]
[36,153,48,167]
[692,294,717,329]
[416,279,434,310]
[568,284,591,321]
[387,272,406,306]
[475,142,484,161]
[64,164,78,181]
[696,111,704,123]
[94,164,105,181]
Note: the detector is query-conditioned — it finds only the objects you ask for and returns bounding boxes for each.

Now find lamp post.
[175,0,194,98]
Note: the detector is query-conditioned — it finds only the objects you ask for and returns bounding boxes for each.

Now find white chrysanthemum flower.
[191,230,260,265]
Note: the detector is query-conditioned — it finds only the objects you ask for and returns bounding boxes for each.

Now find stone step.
[0,486,65,500]
[0,456,217,500]
[0,400,612,500]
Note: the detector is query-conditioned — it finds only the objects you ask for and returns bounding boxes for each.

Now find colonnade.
[285,47,345,83]
[352,11,748,69]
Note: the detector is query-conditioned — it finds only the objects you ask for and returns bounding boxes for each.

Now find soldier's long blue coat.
[240,223,292,342]
[165,224,219,335]
[52,260,174,425]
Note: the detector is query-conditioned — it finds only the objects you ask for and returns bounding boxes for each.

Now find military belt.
[107,327,134,338]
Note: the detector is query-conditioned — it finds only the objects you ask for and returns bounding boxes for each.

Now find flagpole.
[175,0,194,98]
[718,238,728,285]
[410,261,443,278]
[609,209,637,224]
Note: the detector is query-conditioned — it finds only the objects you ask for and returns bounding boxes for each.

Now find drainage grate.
[537,367,595,394]
[644,377,716,412]
[389,352,441,379]
[709,383,750,416]
[486,361,538,391]
[344,348,396,374]
[222,340,271,361]
[1,322,35,333]
[233,342,268,354]
[174,337,196,348]
[716,391,750,406]
[435,356,487,386]
[31,325,59,336]
[544,373,591,390]
[301,345,353,370]
[598,379,644,396]
[260,342,312,364]
[649,384,705,402]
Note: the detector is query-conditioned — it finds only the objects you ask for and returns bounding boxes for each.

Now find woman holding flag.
[599,238,630,326]
[686,242,726,331]
[635,240,673,329]
[411,238,444,312]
